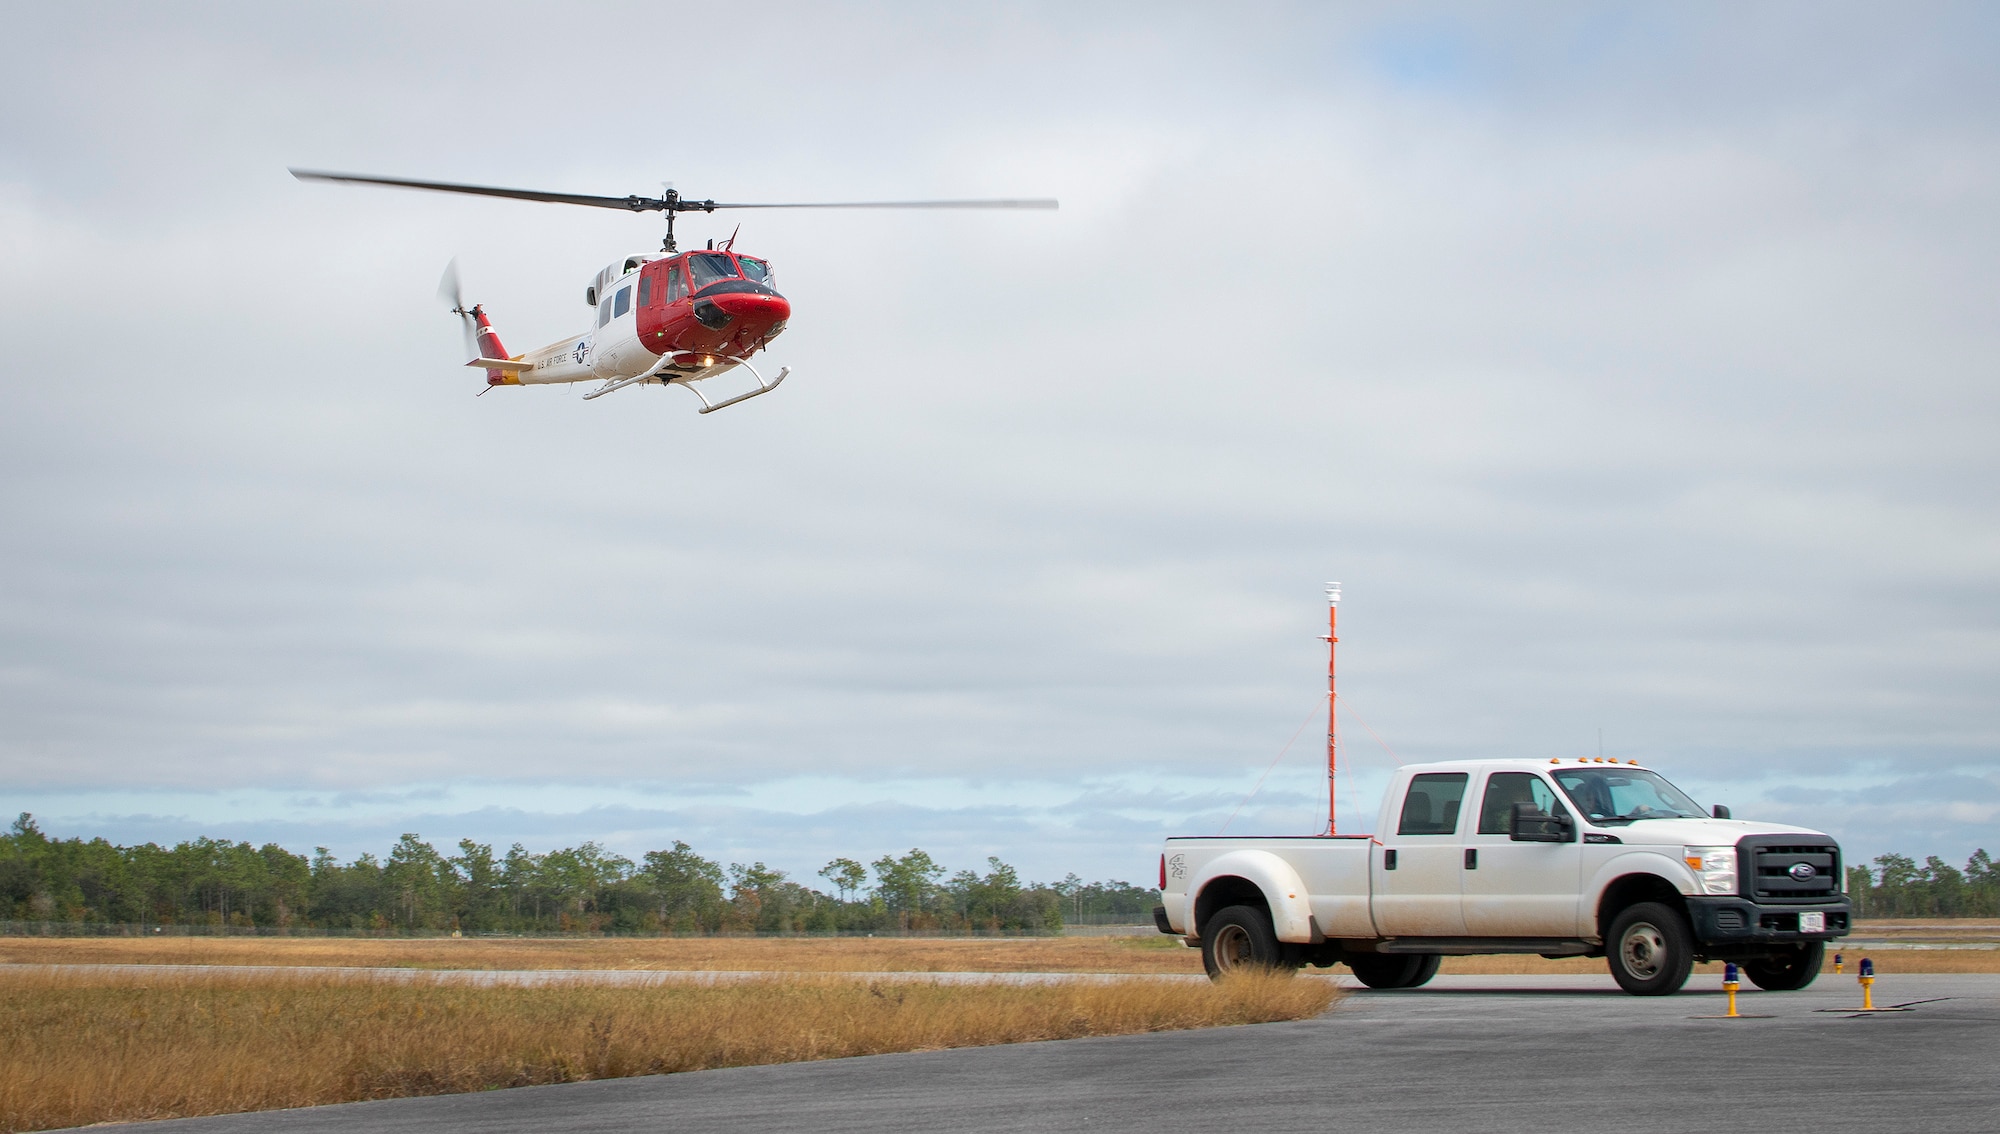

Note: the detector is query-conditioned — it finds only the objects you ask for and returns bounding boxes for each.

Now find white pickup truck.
[1155,758,1852,995]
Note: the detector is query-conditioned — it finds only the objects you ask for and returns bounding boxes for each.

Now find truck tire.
[1347,953,1442,989]
[1743,942,1823,991]
[1201,905,1293,979]
[1606,901,1694,995]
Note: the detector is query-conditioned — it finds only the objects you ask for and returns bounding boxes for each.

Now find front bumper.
[1686,895,1852,947]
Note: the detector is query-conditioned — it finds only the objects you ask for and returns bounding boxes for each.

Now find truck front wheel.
[1348,954,1442,989]
[1201,905,1294,979]
[1743,942,1823,991]
[1606,901,1694,995]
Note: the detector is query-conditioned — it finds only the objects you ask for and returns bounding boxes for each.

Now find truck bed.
[1164,835,1378,939]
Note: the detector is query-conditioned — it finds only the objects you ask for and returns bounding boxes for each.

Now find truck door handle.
[1464,849,1478,870]
[1384,849,1397,870]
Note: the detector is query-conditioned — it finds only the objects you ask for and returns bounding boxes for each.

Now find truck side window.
[614,285,632,318]
[1476,773,1568,834]
[1397,773,1468,835]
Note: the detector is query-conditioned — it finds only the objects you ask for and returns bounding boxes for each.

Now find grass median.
[0,967,1335,1132]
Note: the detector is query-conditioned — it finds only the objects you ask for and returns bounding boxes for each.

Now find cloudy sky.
[3,3,1996,887]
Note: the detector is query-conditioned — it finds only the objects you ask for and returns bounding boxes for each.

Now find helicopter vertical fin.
[470,308,518,386]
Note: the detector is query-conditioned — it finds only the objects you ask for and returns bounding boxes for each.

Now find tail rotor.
[437,258,479,363]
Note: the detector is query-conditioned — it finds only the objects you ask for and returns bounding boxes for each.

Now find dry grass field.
[1438,950,1998,975]
[3,924,1992,976]
[0,934,1205,973]
[1443,918,2000,975]
[0,967,1334,1132]
[2,925,1984,1130]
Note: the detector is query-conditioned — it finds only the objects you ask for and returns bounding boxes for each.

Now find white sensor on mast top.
[1326,582,1341,606]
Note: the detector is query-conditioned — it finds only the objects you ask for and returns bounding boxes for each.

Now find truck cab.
[1158,758,1851,995]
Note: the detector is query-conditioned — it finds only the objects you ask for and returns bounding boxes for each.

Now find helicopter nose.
[693,291,790,332]
[710,291,791,324]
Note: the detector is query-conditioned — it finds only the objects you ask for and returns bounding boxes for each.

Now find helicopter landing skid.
[580,373,650,400]
[680,359,789,414]
[582,355,789,413]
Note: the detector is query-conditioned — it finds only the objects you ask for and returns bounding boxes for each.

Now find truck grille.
[1740,838,1841,903]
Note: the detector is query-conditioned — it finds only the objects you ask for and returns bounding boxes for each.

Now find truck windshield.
[1552,768,1704,825]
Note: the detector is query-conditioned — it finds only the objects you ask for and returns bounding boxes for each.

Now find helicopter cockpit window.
[666,266,687,303]
[687,253,740,289]
[613,286,631,318]
[637,274,651,307]
[738,258,773,288]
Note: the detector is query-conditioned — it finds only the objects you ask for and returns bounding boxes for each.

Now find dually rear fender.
[1185,850,1318,944]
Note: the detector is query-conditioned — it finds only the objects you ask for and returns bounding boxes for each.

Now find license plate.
[1799,912,1826,933]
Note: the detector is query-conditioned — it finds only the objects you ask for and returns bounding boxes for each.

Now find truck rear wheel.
[1743,942,1823,991]
[1347,954,1442,989]
[1201,905,1293,979]
[1606,901,1694,995]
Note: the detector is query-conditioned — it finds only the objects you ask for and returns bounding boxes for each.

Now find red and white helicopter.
[292,170,1057,412]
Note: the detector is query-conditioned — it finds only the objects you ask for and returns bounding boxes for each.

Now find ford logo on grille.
[1789,862,1818,882]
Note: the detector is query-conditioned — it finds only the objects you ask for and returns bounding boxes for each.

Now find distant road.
[1059,924,1157,937]
[108,972,1999,1134]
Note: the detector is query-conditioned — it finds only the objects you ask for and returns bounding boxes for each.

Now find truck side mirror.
[1511,802,1571,843]
[1711,804,1731,819]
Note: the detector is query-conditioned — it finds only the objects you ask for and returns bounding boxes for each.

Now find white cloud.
[3,3,1998,877]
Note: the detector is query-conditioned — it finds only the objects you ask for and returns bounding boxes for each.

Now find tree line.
[1846,850,1999,918]
[0,814,1163,934]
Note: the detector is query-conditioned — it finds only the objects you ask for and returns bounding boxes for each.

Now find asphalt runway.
[115,971,1999,1134]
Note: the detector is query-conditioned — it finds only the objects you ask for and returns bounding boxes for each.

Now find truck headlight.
[1683,846,1738,895]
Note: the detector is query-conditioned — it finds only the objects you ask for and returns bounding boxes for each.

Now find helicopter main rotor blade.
[293,169,1056,214]
[704,199,1059,210]
[292,169,668,212]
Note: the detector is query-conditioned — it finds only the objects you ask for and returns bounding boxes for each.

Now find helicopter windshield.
[687,253,740,289]
[738,257,773,288]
